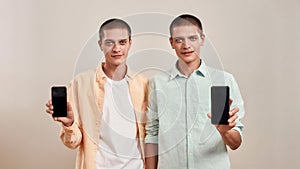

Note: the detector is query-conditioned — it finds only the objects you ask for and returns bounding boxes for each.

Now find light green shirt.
[145,61,245,169]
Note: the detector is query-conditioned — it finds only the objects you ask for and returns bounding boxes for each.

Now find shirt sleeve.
[59,81,82,149]
[145,79,159,144]
[228,74,245,136]
[60,121,82,149]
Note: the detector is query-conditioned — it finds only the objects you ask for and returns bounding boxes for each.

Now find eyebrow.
[119,39,128,42]
[173,34,199,38]
[104,38,128,41]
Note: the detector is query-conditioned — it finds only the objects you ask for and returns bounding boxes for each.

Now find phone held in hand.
[211,86,230,125]
[51,86,67,117]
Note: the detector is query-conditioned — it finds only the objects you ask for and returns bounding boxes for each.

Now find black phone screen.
[51,86,67,117]
[211,86,230,125]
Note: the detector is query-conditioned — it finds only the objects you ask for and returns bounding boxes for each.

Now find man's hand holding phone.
[212,106,239,134]
[208,87,242,150]
[208,97,239,133]
[46,86,74,127]
[46,100,74,127]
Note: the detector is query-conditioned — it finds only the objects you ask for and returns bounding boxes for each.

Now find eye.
[189,36,198,41]
[174,38,184,43]
[119,40,127,45]
[105,40,114,46]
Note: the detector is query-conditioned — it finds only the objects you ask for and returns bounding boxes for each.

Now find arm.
[59,102,82,149]
[46,100,82,149]
[45,82,83,149]
[218,74,245,150]
[208,100,243,150]
[145,80,159,169]
[145,143,158,169]
[216,107,241,150]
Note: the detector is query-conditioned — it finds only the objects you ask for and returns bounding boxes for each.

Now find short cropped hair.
[98,18,131,41]
[169,14,203,36]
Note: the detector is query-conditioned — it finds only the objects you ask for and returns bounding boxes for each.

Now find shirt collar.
[96,62,134,82]
[169,60,208,81]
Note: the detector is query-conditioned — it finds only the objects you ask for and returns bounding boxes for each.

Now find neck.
[103,62,127,81]
[177,58,201,77]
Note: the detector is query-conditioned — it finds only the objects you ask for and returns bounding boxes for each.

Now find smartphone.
[211,86,230,125]
[51,86,67,117]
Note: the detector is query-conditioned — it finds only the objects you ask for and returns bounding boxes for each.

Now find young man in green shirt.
[145,14,245,169]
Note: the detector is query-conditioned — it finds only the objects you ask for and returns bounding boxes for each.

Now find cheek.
[173,44,181,50]
[123,46,130,53]
[103,49,112,56]
[103,46,112,52]
[175,45,183,53]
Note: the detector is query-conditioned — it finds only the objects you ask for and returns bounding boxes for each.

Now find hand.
[215,107,239,134]
[207,99,239,134]
[45,100,74,127]
[207,99,242,149]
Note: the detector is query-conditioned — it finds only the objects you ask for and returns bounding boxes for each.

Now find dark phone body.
[51,86,67,117]
[211,86,230,125]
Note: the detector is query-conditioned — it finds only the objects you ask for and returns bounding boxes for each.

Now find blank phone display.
[51,86,67,117]
[211,86,229,125]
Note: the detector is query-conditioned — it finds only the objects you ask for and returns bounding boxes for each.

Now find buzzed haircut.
[169,14,203,36]
[98,18,132,41]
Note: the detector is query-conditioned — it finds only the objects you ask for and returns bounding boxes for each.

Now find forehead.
[102,28,129,40]
[172,25,201,37]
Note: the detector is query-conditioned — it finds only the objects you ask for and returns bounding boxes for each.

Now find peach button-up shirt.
[60,63,149,169]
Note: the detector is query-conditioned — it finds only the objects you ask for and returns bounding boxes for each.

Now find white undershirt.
[96,77,143,169]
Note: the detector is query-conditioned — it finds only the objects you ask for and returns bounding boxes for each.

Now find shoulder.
[73,69,96,81]
[69,69,96,87]
[205,66,235,85]
[133,73,149,84]
[151,68,173,82]
[206,66,232,77]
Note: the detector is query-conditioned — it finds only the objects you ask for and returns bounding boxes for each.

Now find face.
[169,25,205,65]
[98,28,132,67]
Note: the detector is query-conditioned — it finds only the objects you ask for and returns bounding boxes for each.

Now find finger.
[232,113,238,121]
[228,121,236,128]
[207,112,212,118]
[46,100,52,106]
[46,105,54,111]
[228,114,238,123]
[229,98,233,107]
[46,101,54,111]
[46,101,50,107]
[46,109,53,115]
[229,107,239,116]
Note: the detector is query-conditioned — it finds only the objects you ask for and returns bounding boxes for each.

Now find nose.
[182,39,191,49]
[182,41,191,49]
[112,43,121,52]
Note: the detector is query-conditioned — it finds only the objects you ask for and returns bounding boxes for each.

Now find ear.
[129,39,132,45]
[169,37,175,49]
[128,39,132,49]
[98,40,103,51]
[200,34,205,46]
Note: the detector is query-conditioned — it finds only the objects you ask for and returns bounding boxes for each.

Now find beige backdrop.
[1,0,299,169]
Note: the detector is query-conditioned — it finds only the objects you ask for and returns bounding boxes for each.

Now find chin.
[113,60,126,66]
[180,56,194,62]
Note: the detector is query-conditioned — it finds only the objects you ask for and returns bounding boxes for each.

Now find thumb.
[67,102,73,112]
[54,117,69,123]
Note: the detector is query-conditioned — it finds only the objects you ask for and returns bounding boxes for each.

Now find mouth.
[111,54,123,58]
[181,51,194,56]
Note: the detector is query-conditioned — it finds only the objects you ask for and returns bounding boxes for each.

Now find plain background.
[1,0,299,168]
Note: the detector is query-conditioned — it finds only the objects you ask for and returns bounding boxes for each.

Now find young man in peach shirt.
[46,18,148,169]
